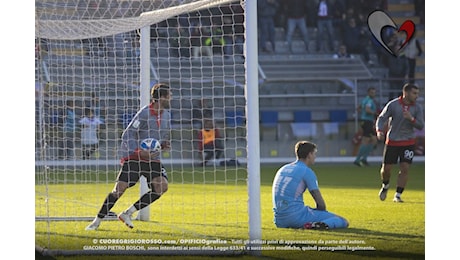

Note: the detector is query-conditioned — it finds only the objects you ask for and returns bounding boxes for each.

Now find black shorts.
[360,120,376,138]
[116,161,168,188]
[383,145,415,164]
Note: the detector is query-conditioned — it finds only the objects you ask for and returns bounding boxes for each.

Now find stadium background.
[34,0,424,163]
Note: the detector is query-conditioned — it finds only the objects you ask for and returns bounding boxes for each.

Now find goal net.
[35,0,254,256]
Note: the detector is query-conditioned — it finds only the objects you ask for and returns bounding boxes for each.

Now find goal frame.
[35,0,262,256]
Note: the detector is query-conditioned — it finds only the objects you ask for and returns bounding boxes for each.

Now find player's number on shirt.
[278,176,293,197]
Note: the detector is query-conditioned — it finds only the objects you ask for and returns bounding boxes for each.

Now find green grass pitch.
[35,162,425,260]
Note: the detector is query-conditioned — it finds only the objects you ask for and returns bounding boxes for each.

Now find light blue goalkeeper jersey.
[272,160,319,217]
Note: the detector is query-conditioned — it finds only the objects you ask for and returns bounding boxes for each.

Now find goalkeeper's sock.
[97,193,119,219]
[133,191,161,211]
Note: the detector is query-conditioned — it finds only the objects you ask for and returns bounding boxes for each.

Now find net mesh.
[35,0,249,255]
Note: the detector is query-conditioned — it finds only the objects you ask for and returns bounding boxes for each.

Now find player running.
[376,83,424,203]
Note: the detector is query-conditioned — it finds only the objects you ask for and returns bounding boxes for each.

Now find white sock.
[125,205,137,215]
[382,183,390,189]
[395,192,402,198]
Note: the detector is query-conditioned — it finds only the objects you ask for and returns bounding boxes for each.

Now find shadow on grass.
[283,227,424,259]
[329,227,424,239]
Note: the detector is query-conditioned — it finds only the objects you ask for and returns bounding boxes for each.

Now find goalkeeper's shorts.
[117,161,168,188]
